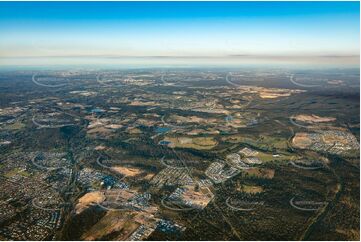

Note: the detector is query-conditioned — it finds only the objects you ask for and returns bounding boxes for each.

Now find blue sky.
[0,1,359,66]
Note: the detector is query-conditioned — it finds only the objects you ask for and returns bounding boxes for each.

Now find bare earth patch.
[328,80,344,85]
[256,87,305,99]
[75,191,105,214]
[181,185,214,209]
[292,133,314,149]
[94,145,107,151]
[293,114,336,123]
[162,136,218,150]
[111,166,143,177]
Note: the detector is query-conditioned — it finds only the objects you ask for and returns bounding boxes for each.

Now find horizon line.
[0,54,359,59]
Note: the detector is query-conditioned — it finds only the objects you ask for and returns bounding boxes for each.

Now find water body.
[159,140,172,145]
[155,127,171,134]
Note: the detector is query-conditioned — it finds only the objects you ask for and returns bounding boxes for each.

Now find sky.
[0,1,359,67]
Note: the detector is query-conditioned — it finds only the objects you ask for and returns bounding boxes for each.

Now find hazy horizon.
[0,1,359,67]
